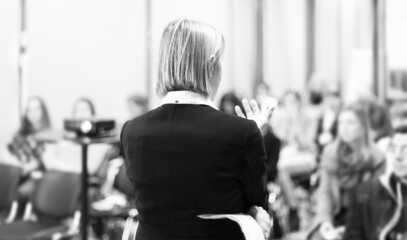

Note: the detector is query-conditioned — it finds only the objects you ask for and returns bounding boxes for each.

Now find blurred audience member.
[363,99,393,142]
[2,97,51,204]
[315,90,342,156]
[344,125,407,240]
[100,94,149,197]
[90,94,149,238]
[310,103,385,240]
[390,101,407,128]
[72,97,96,119]
[377,101,407,173]
[72,98,109,181]
[255,82,274,105]
[272,89,316,152]
[271,89,317,231]
[219,91,242,116]
[127,94,148,120]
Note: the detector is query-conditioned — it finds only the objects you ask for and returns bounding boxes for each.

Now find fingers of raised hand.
[242,99,254,119]
[249,99,261,115]
[235,106,246,118]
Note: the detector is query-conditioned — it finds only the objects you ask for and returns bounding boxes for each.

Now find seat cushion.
[0,221,68,240]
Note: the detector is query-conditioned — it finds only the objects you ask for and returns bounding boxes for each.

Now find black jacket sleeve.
[242,120,268,211]
[120,121,129,159]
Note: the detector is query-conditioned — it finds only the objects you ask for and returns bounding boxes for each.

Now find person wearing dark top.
[121,19,273,240]
[344,125,407,240]
[262,125,281,183]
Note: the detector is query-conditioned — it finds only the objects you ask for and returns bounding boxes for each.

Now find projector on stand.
[64,118,116,138]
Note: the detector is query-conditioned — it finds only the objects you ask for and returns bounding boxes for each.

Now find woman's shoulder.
[124,104,256,132]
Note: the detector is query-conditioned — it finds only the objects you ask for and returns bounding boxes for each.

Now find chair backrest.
[31,170,81,221]
[113,164,134,198]
[0,163,22,209]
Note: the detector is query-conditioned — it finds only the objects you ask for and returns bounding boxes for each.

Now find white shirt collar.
[161,91,218,110]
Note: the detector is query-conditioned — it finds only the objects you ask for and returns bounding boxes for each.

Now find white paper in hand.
[198,214,264,240]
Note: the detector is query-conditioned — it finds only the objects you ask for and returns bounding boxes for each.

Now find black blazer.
[121,104,268,240]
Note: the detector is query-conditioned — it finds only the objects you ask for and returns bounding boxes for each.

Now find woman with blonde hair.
[121,19,272,240]
[310,102,385,239]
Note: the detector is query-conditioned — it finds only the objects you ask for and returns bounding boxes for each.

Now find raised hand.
[235,98,277,131]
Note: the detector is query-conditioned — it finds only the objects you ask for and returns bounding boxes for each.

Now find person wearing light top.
[120,19,273,240]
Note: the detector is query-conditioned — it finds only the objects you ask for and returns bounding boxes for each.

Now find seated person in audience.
[72,97,96,119]
[391,101,407,129]
[364,98,393,142]
[44,97,109,176]
[377,100,407,156]
[98,94,149,198]
[344,125,407,240]
[309,102,385,240]
[219,91,243,116]
[271,89,317,231]
[127,94,149,120]
[89,95,148,238]
[315,90,341,156]
[72,97,110,182]
[2,97,51,205]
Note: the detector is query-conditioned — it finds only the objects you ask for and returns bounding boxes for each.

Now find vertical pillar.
[254,0,264,95]
[18,0,26,119]
[145,0,152,105]
[306,0,316,83]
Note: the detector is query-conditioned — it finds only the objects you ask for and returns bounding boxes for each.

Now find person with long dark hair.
[344,125,407,240]
[310,102,385,239]
[7,96,52,202]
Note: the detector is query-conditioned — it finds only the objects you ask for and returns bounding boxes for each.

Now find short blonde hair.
[157,19,225,98]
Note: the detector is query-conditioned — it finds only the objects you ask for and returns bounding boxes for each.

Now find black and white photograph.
[0,0,407,239]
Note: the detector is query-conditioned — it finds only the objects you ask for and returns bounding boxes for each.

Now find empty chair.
[0,170,81,240]
[0,163,23,224]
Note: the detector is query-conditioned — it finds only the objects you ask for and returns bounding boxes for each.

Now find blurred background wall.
[1,0,407,146]
[0,0,20,148]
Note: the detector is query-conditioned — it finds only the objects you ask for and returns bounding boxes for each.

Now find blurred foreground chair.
[0,170,81,240]
[0,163,23,224]
[90,163,138,239]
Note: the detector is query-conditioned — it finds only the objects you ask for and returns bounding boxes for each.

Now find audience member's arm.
[314,146,335,224]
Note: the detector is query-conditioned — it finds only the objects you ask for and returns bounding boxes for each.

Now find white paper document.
[198,214,264,240]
